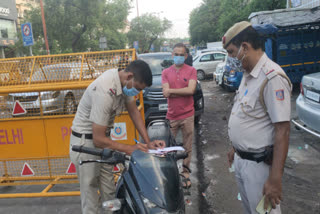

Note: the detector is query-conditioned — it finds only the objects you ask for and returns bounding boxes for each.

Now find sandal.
[180,173,191,189]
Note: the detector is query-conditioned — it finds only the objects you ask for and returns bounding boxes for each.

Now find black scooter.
[72,120,187,214]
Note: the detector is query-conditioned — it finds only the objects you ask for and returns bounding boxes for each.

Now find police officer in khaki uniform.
[69,60,165,214]
[223,22,291,214]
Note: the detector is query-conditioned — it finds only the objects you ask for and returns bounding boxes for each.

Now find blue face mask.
[123,79,140,97]
[173,56,185,65]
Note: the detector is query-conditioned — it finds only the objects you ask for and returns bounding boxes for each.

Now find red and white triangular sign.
[113,164,120,172]
[12,100,27,116]
[66,162,77,174]
[21,162,35,176]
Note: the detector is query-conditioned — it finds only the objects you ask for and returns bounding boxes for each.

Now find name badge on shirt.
[109,88,116,96]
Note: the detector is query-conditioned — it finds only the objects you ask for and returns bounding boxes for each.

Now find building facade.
[16,0,40,25]
[0,0,18,58]
[287,0,320,8]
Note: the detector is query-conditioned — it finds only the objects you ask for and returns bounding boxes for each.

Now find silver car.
[7,63,99,116]
[193,51,226,80]
[292,72,320,138]
[213,55,228,86]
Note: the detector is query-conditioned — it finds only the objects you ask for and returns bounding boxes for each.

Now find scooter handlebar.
[72,145,127,163]
[174,152,188,161]
[72,145,103,156]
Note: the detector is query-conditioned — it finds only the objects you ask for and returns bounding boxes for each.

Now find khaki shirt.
[228,53,291,152]
[72,69,133,134]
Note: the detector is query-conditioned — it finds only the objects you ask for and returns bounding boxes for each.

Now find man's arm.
[163,80,197,97]
[263,121,290,209]
[126,99,150,144]
[92,123,148,155]
[126,99,165,149]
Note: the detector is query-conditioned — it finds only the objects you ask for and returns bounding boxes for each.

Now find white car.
[7,63,99,116]
[292,72,320,138]
[213,55,227,87]
[193,51,226,80]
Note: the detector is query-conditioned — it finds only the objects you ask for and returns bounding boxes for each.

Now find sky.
[128,0,203,38]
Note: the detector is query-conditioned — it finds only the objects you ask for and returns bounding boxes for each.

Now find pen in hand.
[134,138,149,153]
[134,138,140,144]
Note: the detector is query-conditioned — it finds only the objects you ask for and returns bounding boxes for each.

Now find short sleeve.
[89,93,113,126]
[264,75,291,123]
[162,69,168,84]
[190,67,197,81]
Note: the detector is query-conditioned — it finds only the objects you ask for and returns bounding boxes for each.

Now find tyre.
[197,70,205,81]
[64,94,76,114]
[220,74,225,88]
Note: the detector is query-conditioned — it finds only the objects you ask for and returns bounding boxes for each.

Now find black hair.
[173,43,187,52]
[186,47,190,54]
[230,26,263,50]
[125,60,153,87]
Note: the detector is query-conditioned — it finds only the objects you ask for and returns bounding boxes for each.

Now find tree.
[189,0,286,46]
[12,0,131,55]
[127,14,172,53]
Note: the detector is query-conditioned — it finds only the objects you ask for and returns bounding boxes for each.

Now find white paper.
[148,146,185,154]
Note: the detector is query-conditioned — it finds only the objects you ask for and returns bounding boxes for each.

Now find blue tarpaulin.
[253,24,278,35]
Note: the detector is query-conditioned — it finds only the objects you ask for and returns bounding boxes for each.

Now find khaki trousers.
[169,115,194,173]
[234,153,281,214]
[69,134,115,214]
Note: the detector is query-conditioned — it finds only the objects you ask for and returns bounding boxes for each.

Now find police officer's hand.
[263,177,282,209]
[127,143,148,155]
[227,148,235,167]
[148,140,166,149]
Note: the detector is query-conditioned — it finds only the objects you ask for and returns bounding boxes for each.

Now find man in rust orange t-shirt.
[162,43,197,189]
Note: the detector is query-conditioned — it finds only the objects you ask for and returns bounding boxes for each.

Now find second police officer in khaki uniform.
[224,22,292,214]
[69,60,165,214]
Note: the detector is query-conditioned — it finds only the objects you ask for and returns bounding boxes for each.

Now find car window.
[213,53,226,61]
[139,54,173,76]
[200,54,212,62]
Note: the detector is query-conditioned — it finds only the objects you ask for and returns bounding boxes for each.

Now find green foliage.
[127,14,172,53]
[13,0,130,55]
[189,0,286,45]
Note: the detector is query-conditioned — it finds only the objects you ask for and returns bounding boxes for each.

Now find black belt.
[234,146,273,163]
[72,131,93,140]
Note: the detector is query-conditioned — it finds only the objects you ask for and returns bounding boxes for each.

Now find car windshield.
[139,54,173,76]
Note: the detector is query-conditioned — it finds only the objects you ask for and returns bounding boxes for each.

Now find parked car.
[223,66,243,92]
[292,72,320,138]
[214,55,228,87]
[6,63,99,116]
[193,51,226,80]
[138,52,204,124]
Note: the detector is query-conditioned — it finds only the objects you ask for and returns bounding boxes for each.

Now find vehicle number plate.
[158,104,168,111]
[306,90,320,102]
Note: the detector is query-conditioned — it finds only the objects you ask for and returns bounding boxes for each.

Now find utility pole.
[40,0,50,55]
[136,0,139,17]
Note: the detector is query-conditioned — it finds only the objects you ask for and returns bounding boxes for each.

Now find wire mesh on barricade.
[0,49,140,198]
[0,49,135,119]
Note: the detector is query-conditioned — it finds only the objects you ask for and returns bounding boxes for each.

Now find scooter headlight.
[141,195,157,209]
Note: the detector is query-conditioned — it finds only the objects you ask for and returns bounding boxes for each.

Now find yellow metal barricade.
[0,49,144,198]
